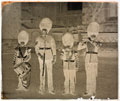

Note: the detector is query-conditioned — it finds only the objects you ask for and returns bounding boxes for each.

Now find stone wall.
[21,2,83,29]
[2,2,21,39]
[2,2,118,54]
[82,2,118,32]
[2,2,118,40]
[21,2,57,29]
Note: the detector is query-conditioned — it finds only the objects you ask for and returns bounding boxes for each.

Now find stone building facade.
[2,2,118,53]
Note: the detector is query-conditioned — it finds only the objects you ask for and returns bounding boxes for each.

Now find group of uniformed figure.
[13,18,101,97]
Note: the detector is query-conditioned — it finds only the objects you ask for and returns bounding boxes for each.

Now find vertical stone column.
[109,3,117,17]
[2,2,21,39]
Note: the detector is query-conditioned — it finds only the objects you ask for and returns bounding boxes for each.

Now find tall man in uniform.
[35,18,56,95]
[60,32,78,95]
[77,22,101,96]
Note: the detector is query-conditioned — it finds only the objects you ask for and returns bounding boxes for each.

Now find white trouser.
[85,62,98,95]
[38,57,54,92]
[18,77,23,88]
[17,77,26,90]
[63,69,76,94]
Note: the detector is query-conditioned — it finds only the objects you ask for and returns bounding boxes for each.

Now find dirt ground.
[2,52,118,99]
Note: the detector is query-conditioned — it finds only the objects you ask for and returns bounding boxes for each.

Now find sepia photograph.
[1,1,118,99]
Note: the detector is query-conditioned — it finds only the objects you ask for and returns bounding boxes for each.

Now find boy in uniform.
[13,30,31,91]
[78,22,101,96]
[60,32,78,95]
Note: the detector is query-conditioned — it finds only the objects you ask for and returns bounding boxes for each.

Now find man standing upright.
[35,18,56,95]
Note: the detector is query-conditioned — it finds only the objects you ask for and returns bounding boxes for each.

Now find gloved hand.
[52,55,56,64]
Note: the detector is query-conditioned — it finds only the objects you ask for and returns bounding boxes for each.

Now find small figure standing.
[13,30,31,91]
[60,32,78,95]
[77,22,101,96]
[35,18,56,95]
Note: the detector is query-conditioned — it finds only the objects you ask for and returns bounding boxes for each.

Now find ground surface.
[2,52,118,99]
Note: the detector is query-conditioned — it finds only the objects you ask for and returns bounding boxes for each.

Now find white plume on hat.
[18,30,29,45]
[87,22,100,37]
[39,17,53,33]
[62,32,74,48]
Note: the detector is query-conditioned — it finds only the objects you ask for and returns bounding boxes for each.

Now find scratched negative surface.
[2,2,118,99]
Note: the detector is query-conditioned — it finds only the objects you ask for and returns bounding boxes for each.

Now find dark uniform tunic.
[13,45,31,89]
